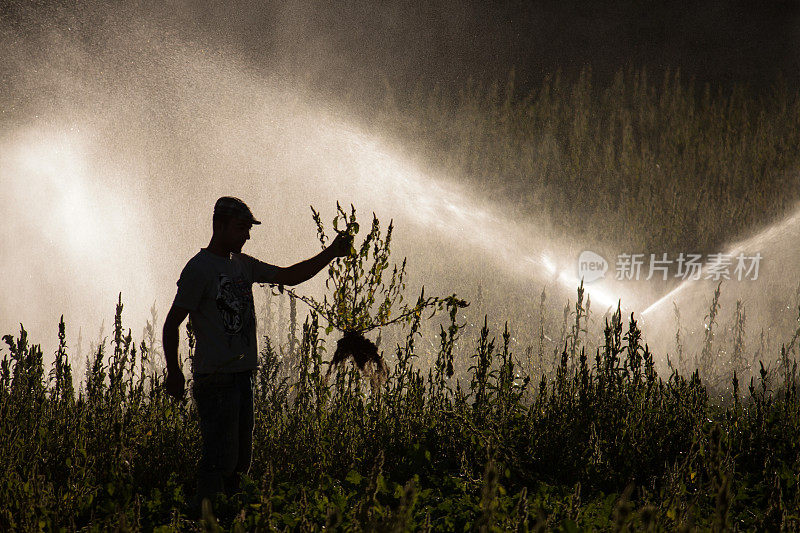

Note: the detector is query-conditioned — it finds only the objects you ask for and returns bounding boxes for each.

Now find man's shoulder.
[234,252,256,264]
[234,252,281,284]
[174,251,214,308]
[235,252,283,272]
[236,252,279,265]
[182,250,205,268]
[180,250,215,277]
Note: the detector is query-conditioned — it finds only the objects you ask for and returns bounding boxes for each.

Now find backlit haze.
[3,2,799,375]
[0,46,635,362]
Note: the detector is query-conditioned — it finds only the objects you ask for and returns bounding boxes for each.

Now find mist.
[3,1,800,377]
[0,2,610,364]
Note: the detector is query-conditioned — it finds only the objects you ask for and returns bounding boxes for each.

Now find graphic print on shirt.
[215,273,254,345]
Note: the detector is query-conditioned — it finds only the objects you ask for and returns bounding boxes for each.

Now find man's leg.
[192,373,241,512]
[225,370,255,496]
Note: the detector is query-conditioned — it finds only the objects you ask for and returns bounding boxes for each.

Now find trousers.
[191,369,255,505]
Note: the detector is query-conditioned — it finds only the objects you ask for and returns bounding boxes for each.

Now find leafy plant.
[271,204,466,383]
[274,203,466,336]
[264,204,466,380]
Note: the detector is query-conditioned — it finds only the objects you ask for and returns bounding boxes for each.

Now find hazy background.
[2,0,799,372]
[205,0,800,96]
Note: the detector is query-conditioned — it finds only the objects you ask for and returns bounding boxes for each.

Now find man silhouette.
[162,196,351,515]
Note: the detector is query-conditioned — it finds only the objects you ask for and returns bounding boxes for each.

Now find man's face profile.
[215,216,252,253]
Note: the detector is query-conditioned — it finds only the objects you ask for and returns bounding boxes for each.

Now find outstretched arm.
[272,232,352,286]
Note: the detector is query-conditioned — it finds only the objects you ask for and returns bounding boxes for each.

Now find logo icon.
[577,250,608,283]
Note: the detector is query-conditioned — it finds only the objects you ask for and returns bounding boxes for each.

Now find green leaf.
[561,519,580,533]
[345,470,363,485]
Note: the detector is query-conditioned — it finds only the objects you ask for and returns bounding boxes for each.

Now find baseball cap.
[213,196,261,225]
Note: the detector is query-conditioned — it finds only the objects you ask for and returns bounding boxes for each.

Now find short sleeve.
[173,262,208,311]
[242,253,281,284]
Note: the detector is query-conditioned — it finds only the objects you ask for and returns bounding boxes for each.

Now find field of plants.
[3,71,800,531]
[3,286,800,531]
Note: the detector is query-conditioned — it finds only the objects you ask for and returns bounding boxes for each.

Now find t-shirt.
[172,248,280,375]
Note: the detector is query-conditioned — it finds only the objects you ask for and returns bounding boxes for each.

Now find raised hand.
[331,231,354,258]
